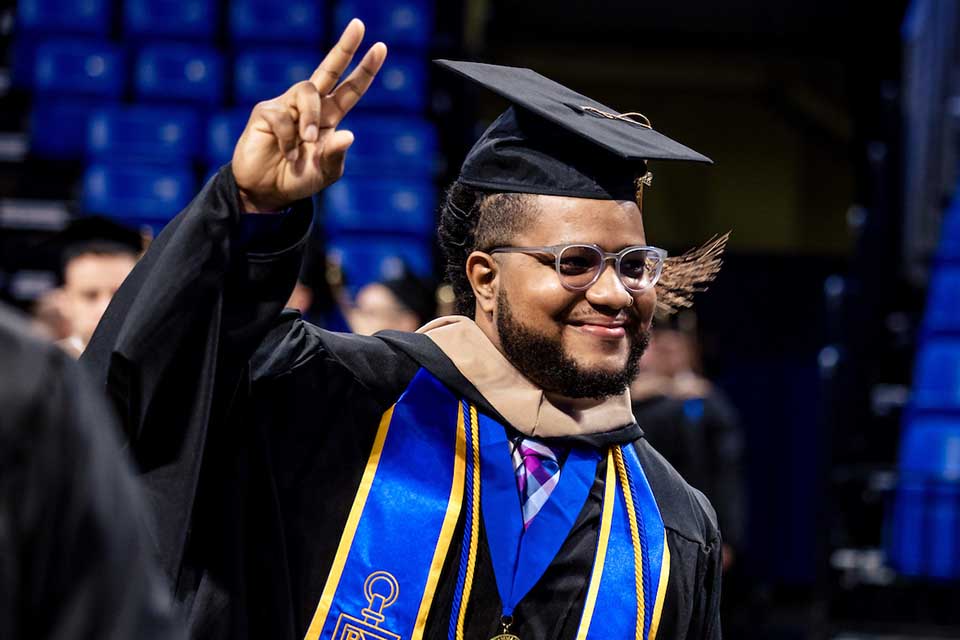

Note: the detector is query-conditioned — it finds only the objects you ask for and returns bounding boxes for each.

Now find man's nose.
[584,262,633,309]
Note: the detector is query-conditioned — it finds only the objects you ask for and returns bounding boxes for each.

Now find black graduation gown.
[0,304,183,640]
[83,167,723,640]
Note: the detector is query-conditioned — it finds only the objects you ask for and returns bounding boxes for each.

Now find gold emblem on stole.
[332,571,401,640]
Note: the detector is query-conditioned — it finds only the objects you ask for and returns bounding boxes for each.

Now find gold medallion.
[489,615,519,640]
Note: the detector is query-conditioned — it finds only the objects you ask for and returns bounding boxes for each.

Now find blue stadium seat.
[234,49,317,106]
[10,38,38,89]
[888,478,927,577]
[323,178,436,236]
[911,338,960,411]
[87,105,201,162]
[205,109,249,167]
[33,39,125,98]
[888,479,960,579]
[899,415,960,481]
[17,0,111,34]
[135,44,224,105]
[326,236,433,290]
[30,100,105,159]
[124,0,217,39]
[341,115,437,176]
[334,0,432,48]
[925,266,960,335]
[938,190,960,262]
[229,0,324,43]
[358,54,428,111]
[889,412,960,579]
[82,163,197,221]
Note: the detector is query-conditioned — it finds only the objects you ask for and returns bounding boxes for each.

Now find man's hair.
[437,181,535,316]
[61,241,139,280]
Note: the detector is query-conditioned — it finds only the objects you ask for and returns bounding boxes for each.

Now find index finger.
[310,18,365,94]
[322,43,387,125]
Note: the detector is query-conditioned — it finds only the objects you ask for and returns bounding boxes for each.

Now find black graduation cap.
[435,59,712,201]
[54,215,143,279]
[381,268,437,324]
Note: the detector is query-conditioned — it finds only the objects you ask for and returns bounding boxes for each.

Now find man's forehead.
[518,194,646,243]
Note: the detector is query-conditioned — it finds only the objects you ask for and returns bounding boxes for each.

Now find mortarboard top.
[435,59,712,201]
[58,215,143,255]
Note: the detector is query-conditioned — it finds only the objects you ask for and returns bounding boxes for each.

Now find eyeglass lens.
[557,246,659,291]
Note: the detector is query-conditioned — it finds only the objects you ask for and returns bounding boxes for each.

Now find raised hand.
[232,19,387,212]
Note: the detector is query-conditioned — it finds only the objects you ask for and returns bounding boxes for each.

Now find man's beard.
[496,290,650,400]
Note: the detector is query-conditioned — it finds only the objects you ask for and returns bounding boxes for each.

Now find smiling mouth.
[568,320,628,339]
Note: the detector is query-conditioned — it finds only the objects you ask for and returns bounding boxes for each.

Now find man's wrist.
[238,188,290,214]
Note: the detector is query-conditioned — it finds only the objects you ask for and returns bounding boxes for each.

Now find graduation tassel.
[654,232,731,319]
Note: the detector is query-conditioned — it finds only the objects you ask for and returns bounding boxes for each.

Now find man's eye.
[620,259,647,277]
[558,257,594,275]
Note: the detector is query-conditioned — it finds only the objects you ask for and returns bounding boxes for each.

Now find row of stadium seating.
[15,0,439,291]
[887,187,960,579]
[18,0,432,46]
[22,40,428,108]
[34,103,438,171]
[82,167,437,235]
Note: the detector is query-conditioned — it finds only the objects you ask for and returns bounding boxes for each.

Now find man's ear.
[466,251,498,316]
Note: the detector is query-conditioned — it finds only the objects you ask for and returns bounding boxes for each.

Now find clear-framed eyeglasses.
[487,243,668,292]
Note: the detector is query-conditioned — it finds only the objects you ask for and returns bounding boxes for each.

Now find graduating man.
[84,19,725,640]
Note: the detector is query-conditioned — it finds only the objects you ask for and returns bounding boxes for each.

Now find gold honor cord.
[412,403,467,639]
[647,531,671,640]
[455,404,482,640]
[304,406,396,640]
[576,448,671,640]
[574,450,617,640]
[613,446,645,640]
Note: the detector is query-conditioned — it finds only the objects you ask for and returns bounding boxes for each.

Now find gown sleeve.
[80,165,313,578]
[695,529,724,640]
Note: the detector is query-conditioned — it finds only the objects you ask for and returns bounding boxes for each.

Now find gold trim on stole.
[303,402,467,640]
[575,450,617,640]
[647,531,671,640]
[304,406,396,640]
[411,403,467,638]
[574,448,672,640]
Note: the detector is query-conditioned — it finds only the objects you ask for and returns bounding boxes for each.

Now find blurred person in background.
[344,267,437,334]
[632,319,746,572]
[0,302,182,640]
[83,22,728,640]
[53,216,142,357]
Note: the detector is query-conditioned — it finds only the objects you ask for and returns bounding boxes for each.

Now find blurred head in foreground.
[58,217,142,355]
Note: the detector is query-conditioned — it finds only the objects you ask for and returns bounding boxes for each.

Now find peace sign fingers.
[320,41,388,128]
[310,18,366,94]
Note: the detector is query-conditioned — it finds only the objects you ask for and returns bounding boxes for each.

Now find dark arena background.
[3,1,960,638]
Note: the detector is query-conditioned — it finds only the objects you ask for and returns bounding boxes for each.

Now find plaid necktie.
[511,436,563,530]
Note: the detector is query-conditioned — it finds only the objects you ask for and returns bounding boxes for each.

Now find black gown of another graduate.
[0,304,183,640]
[82,168,723,640]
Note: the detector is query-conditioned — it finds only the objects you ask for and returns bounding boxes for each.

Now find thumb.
[322,129,355,181]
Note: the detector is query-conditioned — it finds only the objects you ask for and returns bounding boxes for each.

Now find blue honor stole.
[303,370,671,640]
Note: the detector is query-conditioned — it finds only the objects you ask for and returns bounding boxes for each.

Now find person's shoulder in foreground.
[0,303,183,640]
